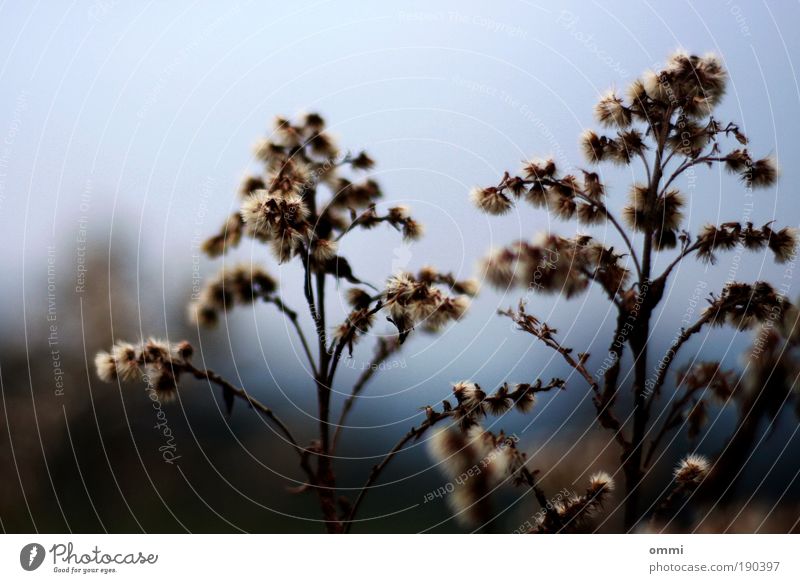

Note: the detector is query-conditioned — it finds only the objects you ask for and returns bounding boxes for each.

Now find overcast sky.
[2,1,799,435]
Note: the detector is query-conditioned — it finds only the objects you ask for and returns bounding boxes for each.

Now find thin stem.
[344,409,452,533]
[638,150,652,185]
[183,363,316,484]
[301,256,325,353]
[497,174,642,282]
[641,314,713,468]
[655,241,701,286]
[643,391,695,470]
[603,207,643,281]
[331,340,396,453]
[647,313,712,409]
[563,185,642,281]
[327,304,384,387]
[502,307,629,448]
[622,104,673,530]
[660,155,730,196]
[315,271,333,458]
[265,297,318,377]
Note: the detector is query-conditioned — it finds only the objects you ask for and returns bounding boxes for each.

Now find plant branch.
[183,363,315,484]
[655,241,701,286]
[331,339,398,452]
[660,155,731,195]
[501,305,629,448]
[602,206,643,281]
[343,409,452,533]
[646,313,713,411]
[265,296,318,377]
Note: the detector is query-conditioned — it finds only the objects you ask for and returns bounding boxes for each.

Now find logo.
[20,543,46,571]
[391,242,413,273]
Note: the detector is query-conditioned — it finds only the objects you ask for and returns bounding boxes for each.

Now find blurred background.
[1,0,800,533]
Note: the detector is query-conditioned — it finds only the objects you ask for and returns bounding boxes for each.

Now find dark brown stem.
[646,313,713,414]
[183,363,316,485]
[643,391,696,469]
[622,105,673,530]
[331,340,396,453]
[344,410,452,533]
[312,270,341,533]
[655,241,702,286]
[265,297,318,377]
[502,308,629,449]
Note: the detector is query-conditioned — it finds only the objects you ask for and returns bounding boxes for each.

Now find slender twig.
[646,312,713,411]
[331,339,397,452]
[495,175,642,282]
[603,207,643,281]
[343,409,453,533]
[642,313,714,468]
[655,241,701,286]
[660,155,731,195]
[501,307,629,448]
[326,303,384,387]
[265,297,318,377]
[643,391,695,470]
[344,378,564,532]
[638,150,652,185]
[183,363,317,485]
[301,257,325,352]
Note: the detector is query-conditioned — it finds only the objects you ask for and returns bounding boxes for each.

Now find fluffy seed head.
[594,92,631,128]
[471,186,513,215]
[95,351,117,382]
[111,342,140,381]
[588,471,615,493]
[674,454,710,485]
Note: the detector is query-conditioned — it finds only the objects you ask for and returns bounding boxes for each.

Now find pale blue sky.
[2,0,799,438]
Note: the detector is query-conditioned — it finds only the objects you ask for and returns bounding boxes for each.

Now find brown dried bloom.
[201,213,244,258]
[382,268,471,340]
[189,263,277,327]
[427,425,534,527]
[471,186,513,215]
[743,156,778,189]
[532,471,615,533]
[594,92,631,128]
[94,338,196,402]
[481,234,629,299]
[674,454,710,485]
[704,282,787,329]
[468,50,798,532]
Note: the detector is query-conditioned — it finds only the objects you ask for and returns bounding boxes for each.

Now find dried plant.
[95,113,476,533]
[94,52,800,534]
[471,51,798,531]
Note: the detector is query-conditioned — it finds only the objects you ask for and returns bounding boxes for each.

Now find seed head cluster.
[95,338,194,401]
